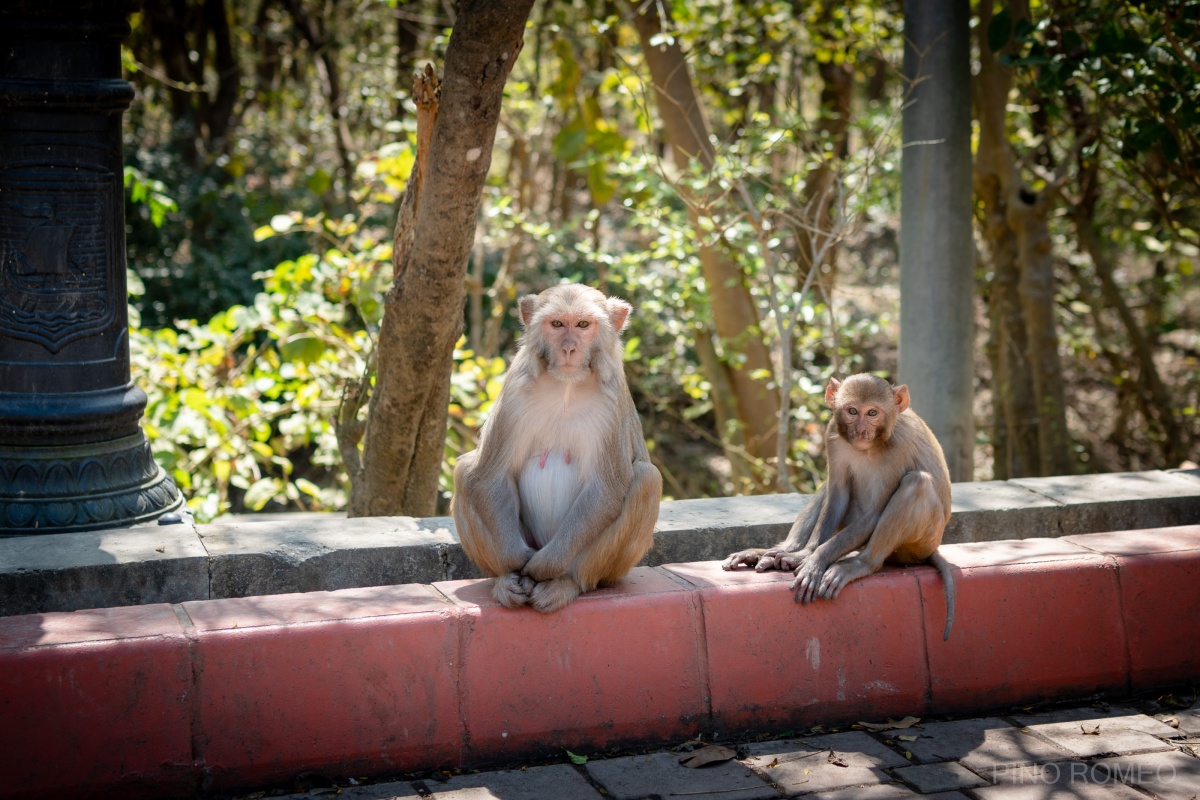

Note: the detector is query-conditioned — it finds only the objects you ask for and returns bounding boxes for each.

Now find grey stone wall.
[1,468,1197,616]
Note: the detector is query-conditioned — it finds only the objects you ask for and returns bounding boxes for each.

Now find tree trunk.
[973,0,1071,477]
[627,0,780,483]
[1008,188,1071,475]
[794,5,854,290]
[346,0,535,517]
[283,0,357,205]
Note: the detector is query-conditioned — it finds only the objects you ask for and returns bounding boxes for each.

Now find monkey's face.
[540,309,603,383]
[836,401,892,450]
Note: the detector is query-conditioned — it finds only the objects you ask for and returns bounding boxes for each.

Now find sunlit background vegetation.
[120,0,1200,521]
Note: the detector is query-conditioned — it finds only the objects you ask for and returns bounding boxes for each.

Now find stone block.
[0,525,208,615]
[0,604,194,798]
[422,764,604,799]
[945,481,1064,543]
[919,545,1127,713]
[435,567,707,765]
[646,494,809,565]
[1011,470,1200,534]
[1065,528,1200,688]
[893,762,989,792]
[184,584,462,791]
[1092,750,1200,799]
[665,561,930,733]
[1012,708,1176,758]
[742,731,907,794]
[204,514,459,598]
[880,717,1070,770]
[586,752,779,800]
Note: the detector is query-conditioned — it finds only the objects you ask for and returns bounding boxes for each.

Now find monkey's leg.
[452,452,537,608]
[815,470,944,601]
[528,462,661,613]
[790,513,878,605]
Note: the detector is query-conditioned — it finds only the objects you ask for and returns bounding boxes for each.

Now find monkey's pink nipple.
[538,450,550,468]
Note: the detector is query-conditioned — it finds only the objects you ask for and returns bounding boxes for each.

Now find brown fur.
[723,374,957,639]
[452,284,662,612]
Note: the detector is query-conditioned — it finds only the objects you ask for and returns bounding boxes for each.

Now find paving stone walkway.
[271,697,1200,800]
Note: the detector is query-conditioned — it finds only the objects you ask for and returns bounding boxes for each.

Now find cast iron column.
[0,0,183,532]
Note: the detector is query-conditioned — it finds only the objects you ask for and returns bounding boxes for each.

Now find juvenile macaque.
[452,284,662,613]
[723,374,957,639]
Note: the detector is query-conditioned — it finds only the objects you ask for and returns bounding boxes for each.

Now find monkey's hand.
[721,549,764,571]
[790,559,828,605]
[530,575,582,613]
[521,546,569,583]
[816,557,870,601]
[761,548,811,572]
[493,572,537,608]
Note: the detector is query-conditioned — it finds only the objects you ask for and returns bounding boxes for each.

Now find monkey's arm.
[790,506,880,604]
[452,401,538,577]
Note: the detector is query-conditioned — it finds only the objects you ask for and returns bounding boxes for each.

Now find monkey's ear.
[825,378,842,407]
[605,297,632,331]
[893,384,911,413]
[518,294,540,328]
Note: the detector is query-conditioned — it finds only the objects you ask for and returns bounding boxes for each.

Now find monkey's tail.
[928,550,956,641]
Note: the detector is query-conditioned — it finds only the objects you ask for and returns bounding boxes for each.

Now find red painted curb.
[0,605,193,800]
[918,539,1128,712]
[183,585,461,792]
[1,526,1197,799]
[435,567,707,763]
[663,561,929,733]
[1065,527,1200,689]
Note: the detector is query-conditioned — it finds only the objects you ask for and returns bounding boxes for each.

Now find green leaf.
[988,9,1014,53]
[565,750,588,765]
[306,168,332,196]
[279,335,327,365]
[243,478,281,511]
[181,388,212,412]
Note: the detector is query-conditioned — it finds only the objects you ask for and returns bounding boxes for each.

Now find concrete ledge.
[2,525,1199,800]
[1,468,1198,617]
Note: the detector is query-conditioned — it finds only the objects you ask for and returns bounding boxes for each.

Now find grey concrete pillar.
[898,0,975,481]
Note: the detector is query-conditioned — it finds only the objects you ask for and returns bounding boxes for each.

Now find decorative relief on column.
[0,172,117,353]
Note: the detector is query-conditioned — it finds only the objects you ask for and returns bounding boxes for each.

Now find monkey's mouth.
[550,361,590,382]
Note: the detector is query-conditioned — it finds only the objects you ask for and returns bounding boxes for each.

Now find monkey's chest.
[518,450,583,548]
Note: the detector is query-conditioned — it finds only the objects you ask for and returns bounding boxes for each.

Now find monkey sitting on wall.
[723,374,957,639]
[452,284,662,613]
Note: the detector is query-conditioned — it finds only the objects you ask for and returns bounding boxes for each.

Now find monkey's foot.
[816,557,871,600]
[529,575,581,613]
[790,560,828,605]
[721,549,762,571]
[493,572,536,608]
[763,548,810,572]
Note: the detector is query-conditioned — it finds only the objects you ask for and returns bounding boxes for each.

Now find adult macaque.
[452,284,662,613]
[723,374,957,639]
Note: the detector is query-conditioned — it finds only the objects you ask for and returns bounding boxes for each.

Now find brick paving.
[273,698,1200,800]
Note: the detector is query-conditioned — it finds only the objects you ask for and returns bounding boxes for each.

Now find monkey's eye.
[847,408,858,416]
[550,320,564,328]
[577,320,590,328]
[867,409,878,417]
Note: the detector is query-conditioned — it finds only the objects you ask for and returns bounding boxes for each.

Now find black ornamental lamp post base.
[0,0,183,534]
